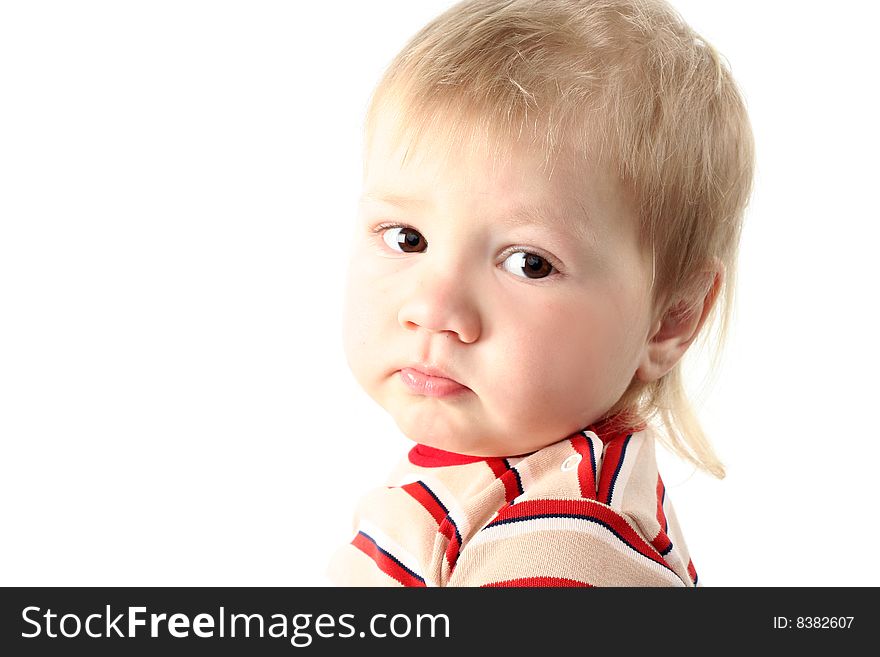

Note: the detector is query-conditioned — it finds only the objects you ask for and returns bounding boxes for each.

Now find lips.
[398,366,470,398]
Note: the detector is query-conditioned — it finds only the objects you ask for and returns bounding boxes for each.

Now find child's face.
[344,115,657,456]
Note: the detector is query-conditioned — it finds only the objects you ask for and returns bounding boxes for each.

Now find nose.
[397,271,482,344]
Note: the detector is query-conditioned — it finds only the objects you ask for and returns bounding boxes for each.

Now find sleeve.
[446,498,690,587]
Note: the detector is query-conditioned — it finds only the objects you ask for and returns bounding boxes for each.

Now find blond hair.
[365,0,755,478]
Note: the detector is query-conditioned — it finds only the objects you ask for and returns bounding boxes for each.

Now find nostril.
[397,290,481,343]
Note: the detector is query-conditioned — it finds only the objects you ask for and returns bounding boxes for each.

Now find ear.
[635,261,724,383]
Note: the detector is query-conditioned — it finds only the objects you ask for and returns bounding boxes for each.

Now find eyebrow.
[505,199,597,244]
[360,192,428,210]
[360,191,597,245]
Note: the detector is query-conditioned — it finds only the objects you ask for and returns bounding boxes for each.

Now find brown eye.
[501,252,554,279]
[382,226,427,253]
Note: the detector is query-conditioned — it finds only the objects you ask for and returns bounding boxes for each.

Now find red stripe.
[408,444,487,467]
[482,577,593,588]
[408,444,533,467]
[487,498,671,571]
[440,516,461,572]
[687,559,698,585]
[402,482,447,525]
[351,533,426,587]
[651,530,672,555]
[656,475,668,532]
[569,434,597,500]
[402,482,461,572]
[486,458,520,504]
[596,433,627,505]
[486,458,509,479]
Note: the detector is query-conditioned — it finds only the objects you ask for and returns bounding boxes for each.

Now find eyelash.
[371,221,564,280]
[372,221,417,240]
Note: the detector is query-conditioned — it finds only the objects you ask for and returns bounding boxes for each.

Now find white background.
[1,1,877,587]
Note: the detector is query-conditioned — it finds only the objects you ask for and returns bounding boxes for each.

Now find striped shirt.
[329,421,698,587]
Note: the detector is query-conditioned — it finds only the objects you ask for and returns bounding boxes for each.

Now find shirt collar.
[407,415,645,468]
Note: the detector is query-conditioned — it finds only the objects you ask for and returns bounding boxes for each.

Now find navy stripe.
[417,481,463,558]
[661,541,673,557]
[511,467,524,496]
[501,458,524,497]
[660,484,669,534]
[484,512,675,574]
[357,531,425,584]
[586,433,597,483]
[416,480,449,515]
[444,519,465,569]
[660,481,668,534]
[452,523,463,559]
[606,434,632,505]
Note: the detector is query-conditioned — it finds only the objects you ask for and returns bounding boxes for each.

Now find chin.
[392,411,470,454]
[398,422,504,457]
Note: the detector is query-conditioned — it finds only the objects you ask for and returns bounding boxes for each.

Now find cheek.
[490,296,637,411]
[342,256,379,370]
[341,250,402,376]
[341,295,363,371]
[490,301,584,397]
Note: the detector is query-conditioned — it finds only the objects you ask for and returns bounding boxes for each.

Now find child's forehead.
[366,130,548,196]
[369,130,559,217]
[362,107,630,240]
[366,101,560,176]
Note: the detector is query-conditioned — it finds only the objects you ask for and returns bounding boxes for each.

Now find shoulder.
[448,427,698,587]
[451,495,687,586]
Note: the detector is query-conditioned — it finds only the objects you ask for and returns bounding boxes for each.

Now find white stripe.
[470,516,683,586]
[510,458,535,503]
[660,541,687,581]
[355,517,436,587]
[607,432,643,510]
[658,493,693,583]
[582,430,604,493]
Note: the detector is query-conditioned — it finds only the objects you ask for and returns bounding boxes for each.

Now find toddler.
[330,0,754,586]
